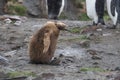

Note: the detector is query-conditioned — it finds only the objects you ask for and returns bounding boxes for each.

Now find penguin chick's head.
[45,21,67,30]
[55,21,67,30]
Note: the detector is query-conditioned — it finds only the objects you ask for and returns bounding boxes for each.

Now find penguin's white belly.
[106,0,118,25]
[86,0,98,23]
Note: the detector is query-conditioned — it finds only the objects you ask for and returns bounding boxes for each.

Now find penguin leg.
[93,21,98,26]
[98,18,105,25]
[106,25,117,29]
[105,23,117,29]
[95,0,105,25]
[112,25,117,29]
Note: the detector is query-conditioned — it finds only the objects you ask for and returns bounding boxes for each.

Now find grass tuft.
[80,67,106,72]
[7,71,36,78]
[8,4,26,16]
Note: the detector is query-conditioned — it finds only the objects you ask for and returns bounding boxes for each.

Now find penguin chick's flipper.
[43,29,52,54]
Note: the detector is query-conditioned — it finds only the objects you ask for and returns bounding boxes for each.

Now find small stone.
[18,0,23,3]
[87,49,97,56]
[79,40,90,48]
[4,50,17,57]
[21,17,27,22]
[92,62,99,65]
[24,37,29,43]
[0,72,9,78]
[114,73,120,80]
[116,31,119,33]
[0,56,9,66]
[14,21,22,26]
[115,67,120,71]
[3,15,21,20]
[96,28,102,31]
[91,56,102,60]
[4,18,12,24]
[103,33,112,36]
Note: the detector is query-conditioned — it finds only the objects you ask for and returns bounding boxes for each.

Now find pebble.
[103,33,112,36]
[0,56,9,66]
[4,18,12,24]
[79,40,90,48]
[96,28,102,31]
[4,50,17,57]
[14,21,22,26]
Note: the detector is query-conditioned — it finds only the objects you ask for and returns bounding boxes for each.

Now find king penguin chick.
[86,0,105,25]
[106,0,120,29]
[28,21,67,65]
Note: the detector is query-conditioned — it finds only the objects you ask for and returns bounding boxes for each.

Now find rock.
[18,0,23,3]
[0,72,9,79]
[96,28,102,31]
[116,31,120,34]
[103,33,112,37]
[3,15,21,21]
[2,15,26,26]
[14,21,22,26]
[115,67,120,71]
[91,56,102,60]
[0,55,9,66]
[87,49,102,60]
[4,50,17,57]
[23,0,47,17]
[0,16,7,20]
[114,73,120,80]
[4,18,12,24]
[24,37,29,43]
[20,16,27,22]
[87,49,97,56]
[79,40,90,48]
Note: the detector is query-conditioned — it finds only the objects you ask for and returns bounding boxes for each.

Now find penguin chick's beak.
[63,28,71,33]
[60,25,72,33]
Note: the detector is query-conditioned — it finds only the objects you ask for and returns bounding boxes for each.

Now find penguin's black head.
[47,0,63,19]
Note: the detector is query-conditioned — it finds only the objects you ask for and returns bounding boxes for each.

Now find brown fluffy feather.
[28,21,66,64]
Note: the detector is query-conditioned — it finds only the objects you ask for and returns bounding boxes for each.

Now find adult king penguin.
[86,0,105,25]
[47,0,65,19]
[106,0,120,29]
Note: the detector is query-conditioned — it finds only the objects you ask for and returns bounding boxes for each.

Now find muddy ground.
[0,16,120,80]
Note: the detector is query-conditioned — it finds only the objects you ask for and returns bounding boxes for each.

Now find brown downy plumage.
[28,21,67,64]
